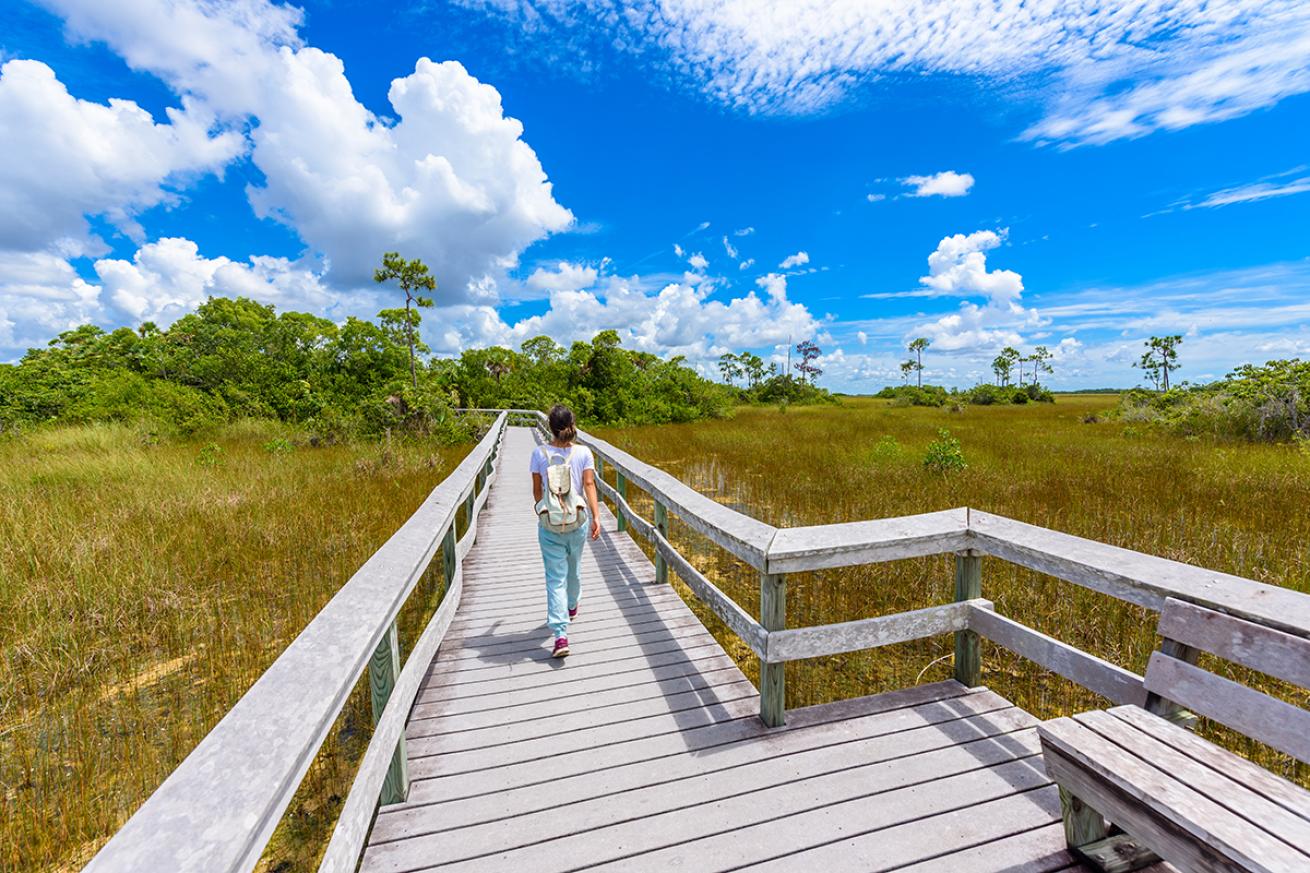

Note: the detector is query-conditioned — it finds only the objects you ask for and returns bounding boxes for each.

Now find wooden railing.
[85,412,509,873]
[518,410,1310,729]
[86,407,1310,872]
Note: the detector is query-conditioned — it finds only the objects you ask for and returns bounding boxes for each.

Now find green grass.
[595,395,1310,783]
[0,422,467,872]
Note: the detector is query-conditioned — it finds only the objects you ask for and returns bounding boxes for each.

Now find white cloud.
[901,170,974,198]
[36,0,573,301]
[94,237,333,324]
[1185,174,1310,210]
[673,243,685,258]
[722,235,738,259]
[911,228,1044,351]
[687,251,709,271]
[856,330,867,345]
[920,230,1023,302]
[525,260,599,294]
[460,0,1310,144]
[866,193,886,203]
[733,226,755,236]
[779,250,809,269]
[436,265,820,364]
[738,258,754,270]
[0,59,242,254]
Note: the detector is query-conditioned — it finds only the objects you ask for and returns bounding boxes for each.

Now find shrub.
[196,443,224,466]
[922,428,967,474]
[263,437,295,455]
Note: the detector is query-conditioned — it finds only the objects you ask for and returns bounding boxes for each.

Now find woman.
[530,404,601,657]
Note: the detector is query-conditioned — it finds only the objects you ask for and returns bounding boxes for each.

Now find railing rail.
[516,409,1310,730]
[91,408,1309,872]
[86,413,508,873]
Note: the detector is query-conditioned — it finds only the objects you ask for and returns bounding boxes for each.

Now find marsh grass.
[0,422,467,872]
[595,395,1310,785]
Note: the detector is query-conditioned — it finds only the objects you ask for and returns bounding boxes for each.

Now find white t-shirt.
[530,443,595,498]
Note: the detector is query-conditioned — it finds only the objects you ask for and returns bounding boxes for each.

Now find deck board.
[358,427,1089,872]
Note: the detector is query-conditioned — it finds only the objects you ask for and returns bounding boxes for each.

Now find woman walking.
[531,404,601,658]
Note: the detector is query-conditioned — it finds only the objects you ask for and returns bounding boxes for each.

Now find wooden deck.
[358,428,1089,872]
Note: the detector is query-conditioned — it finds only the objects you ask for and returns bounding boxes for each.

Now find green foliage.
[750,373,834,406]
[440,330,733,426]
[876,384,949,406]
[263,437,295,455]
[1116,358,1310,442]
[196,442,223,466]
[922,428,967,474]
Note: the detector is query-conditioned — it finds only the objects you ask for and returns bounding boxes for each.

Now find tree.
[740,353,766,388]
[373,252,436,391]
[1136,335,1183,391]
[718,352,743,386]
[908,337,930,388]
[520,335,564,366]
[795,340,823,384]
[1029,345,1053,384]
[991,352,1013,386]
[900,360,915,385]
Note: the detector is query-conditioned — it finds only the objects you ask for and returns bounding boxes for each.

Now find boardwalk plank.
[359,428,1074,873]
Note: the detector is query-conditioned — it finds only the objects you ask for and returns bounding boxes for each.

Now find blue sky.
[1,0,1308,390]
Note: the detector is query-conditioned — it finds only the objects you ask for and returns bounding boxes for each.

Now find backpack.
[536,446,587,533]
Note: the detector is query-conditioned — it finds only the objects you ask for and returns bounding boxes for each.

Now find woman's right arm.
[532,473,543,504]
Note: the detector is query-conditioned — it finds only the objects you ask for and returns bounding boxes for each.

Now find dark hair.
[548,404,577,443]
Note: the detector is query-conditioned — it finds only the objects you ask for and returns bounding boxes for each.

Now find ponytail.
[548,404,577,443]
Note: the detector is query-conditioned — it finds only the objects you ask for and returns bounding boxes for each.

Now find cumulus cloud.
[458,0,1310,144]
[687,251,709,271]
[920,230,1023,302]
[911,229,1044,351]
[0,59,241,255]
[36,0,573,300]
[738,258,755,270]
[435,265,821,363]
[525,260,599,294]
[901,170,974,198]
[94,237,333,324]
[866,193,886,203]
[779,250,809,269]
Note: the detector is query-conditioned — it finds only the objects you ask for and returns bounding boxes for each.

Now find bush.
[263,437,295,455]
[922,428,967,474]
[877,385,949,407]
[1113,359,1310,443]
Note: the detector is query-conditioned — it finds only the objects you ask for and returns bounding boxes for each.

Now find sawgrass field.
[4,395,1309,870]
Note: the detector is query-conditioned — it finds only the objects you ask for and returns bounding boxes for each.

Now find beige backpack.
[536,446,587,533]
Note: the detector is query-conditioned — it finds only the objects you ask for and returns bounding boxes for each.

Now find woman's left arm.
[582,468,601,540]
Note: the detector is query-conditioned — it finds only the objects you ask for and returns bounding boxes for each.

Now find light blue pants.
[539,519,587,638]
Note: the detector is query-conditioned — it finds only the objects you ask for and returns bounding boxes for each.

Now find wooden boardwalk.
[358,428,1088,873]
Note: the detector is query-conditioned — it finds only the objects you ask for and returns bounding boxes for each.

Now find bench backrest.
[1144,597,1310,764]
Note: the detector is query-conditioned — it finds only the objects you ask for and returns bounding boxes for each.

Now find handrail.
[85,412,508,873]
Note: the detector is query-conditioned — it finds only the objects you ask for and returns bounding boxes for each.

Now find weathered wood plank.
[969,510,1310,638]
[371,707,1038,858]
[385,690,1018,832]
[954,553,982,686]
[1039,715,1304,872]
[1075,709,1310,850]
[1157,596,1310,688]
[1108,705,1310,822]
[766,508,970,573]
[759,572,786,726]
[969,604,1148,707]
[365,734,1048,873]
[85,413,508,873]
[575,427,778,570]
[765,600,983,663]
[1143,652,1310,764]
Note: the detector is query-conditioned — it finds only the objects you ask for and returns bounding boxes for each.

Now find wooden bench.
[1038,597,1310,872]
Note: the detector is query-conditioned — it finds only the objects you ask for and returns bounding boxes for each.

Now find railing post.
[616,472,628,533]
[369,622,409,805]
[442,522,457,591]
[760,573,786,727]
[954,551,982,687]
[653,500,668,584]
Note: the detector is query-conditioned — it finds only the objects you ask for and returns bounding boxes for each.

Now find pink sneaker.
[552,637,570,658]
[568,605,578,620]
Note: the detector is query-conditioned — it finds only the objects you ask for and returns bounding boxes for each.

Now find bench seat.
[1038,706,1310,873]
